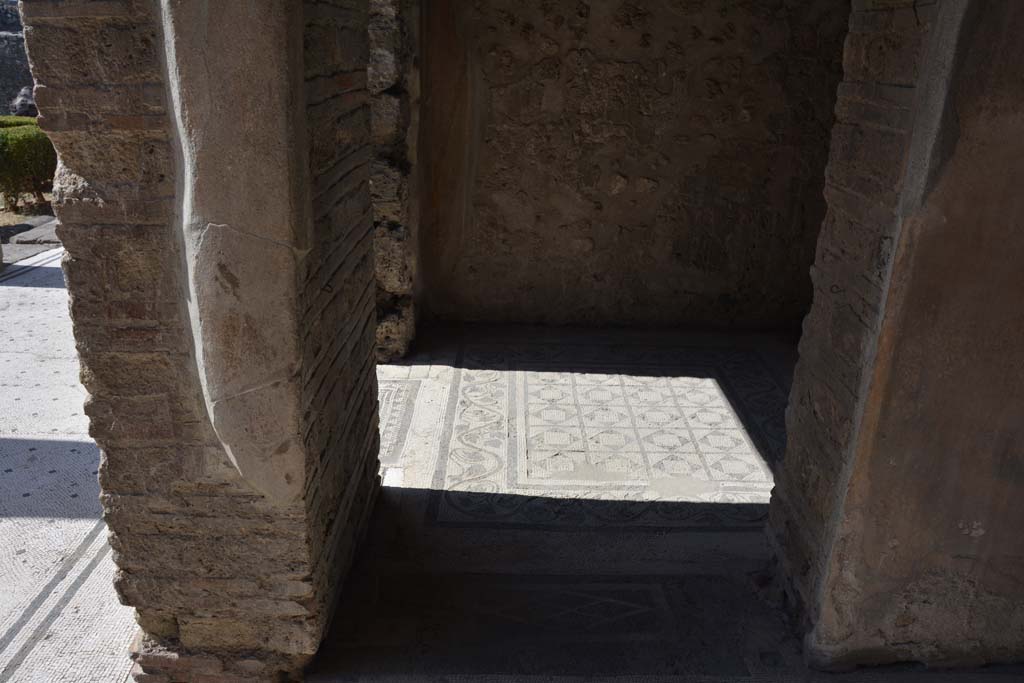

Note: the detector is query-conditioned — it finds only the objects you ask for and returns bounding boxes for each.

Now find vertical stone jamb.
[769,0,937,632]
[368,0,419,360]
[805,0,1024,667]
[300,0,381,653]
[773,0,1024,668]
[20,0,380,679]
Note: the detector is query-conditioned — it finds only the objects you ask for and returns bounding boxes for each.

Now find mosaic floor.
[374,329,791,531]
[312,328,1024,682]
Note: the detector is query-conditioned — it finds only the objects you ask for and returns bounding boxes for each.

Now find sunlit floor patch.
[311,329,803,680]
[376,329,791,530]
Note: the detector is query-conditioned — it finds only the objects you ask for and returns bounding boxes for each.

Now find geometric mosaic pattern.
[420,341,791,530]
[317,333,1024,682]
[0,251,136,683]
[521,371,768,486]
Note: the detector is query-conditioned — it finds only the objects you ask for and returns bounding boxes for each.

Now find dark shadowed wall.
[801,0,1024,665]
[419,0,849,327]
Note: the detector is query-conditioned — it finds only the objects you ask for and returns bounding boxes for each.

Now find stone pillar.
[20,0,378,680]
[772,0,1024,668]
[769,0,938,630]
[369,0,419,361]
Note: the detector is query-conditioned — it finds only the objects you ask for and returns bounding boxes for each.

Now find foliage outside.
[0,116,37,129]
[0,117,57,211]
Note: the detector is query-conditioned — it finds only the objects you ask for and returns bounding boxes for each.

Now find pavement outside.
[2,250,1023,682]
[0,216,59,269]
[0,249,136,683]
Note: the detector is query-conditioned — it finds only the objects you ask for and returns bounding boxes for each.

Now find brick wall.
[768,0,937,627]
[300,0,381,646]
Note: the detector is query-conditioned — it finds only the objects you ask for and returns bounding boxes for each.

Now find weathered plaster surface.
[809,0,1024,666]
[20,0,1024,676]
[773,0,1024,668]
[769,0,938,637]
[420,0,848,327]
[160,0,308,506]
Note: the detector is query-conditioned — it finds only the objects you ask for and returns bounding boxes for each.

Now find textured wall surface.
[301,0,381,657]
[772,0,1024,669]
[370,0,419,361]
[420,0,848,327]
[0,0,32,113]
[800,0,1024,667]
[22,0,1023,676]
[21,1,379,680]
[769,0,937,637]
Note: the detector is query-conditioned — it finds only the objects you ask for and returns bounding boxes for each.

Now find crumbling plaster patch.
[419,0,848,328]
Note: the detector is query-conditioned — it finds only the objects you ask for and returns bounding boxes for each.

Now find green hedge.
[0,119,56,210]
[0,116,37,129]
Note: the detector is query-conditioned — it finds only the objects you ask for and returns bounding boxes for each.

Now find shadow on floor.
[310,486,786,681]
[0,262,65,289]
[308,488,1024,682]
[0,438,101,519]
[310,326,1022,682]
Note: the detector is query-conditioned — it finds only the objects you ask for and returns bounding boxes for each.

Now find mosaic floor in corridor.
[311,328,1024,681]
[375,328,792,531]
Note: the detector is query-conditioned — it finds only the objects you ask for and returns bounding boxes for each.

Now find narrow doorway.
[311,0,846,677]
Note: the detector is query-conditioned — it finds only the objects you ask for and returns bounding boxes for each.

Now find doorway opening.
[316,325,801,677]
[317,0,846,677]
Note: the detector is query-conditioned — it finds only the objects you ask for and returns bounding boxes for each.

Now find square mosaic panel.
[430,342,789,530]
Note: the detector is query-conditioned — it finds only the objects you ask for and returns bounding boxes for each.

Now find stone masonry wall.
[369,0,419,360]
[768,0,937,638]
[419,0,848,328]
[21,1,379,680]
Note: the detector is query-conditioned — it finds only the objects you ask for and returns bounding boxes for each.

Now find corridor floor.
[310,327,1024,682]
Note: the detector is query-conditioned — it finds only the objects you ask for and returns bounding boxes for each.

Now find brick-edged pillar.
[772,0,1024,668]
[369,0,419,361]
[20,0,378,680]
[769,0,938,629]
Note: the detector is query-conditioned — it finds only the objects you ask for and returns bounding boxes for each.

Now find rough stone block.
[24,20,161,87]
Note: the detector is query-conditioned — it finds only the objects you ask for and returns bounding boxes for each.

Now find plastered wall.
[420,0,848,328]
